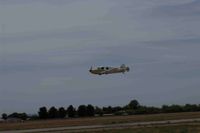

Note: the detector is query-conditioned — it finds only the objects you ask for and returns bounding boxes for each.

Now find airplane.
[89,64,130,75]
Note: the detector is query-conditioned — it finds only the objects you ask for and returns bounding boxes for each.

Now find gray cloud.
[150,0,200,17]
[0,0,77,5]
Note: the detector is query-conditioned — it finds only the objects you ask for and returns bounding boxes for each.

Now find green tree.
[78,105,87,117]
[170,105,183,112]
[38,107,48,119]
[48,106,58,119]
[112,106,122,113]
[87,104,95,116]
[58,107,67,118]
[8,112,28,120]
[162,105,169,113]
[103,106,113,114]
[67,105,76,118]
[128,99,140,110]
[20,113,28,120]
[2,113,7,120]
[184,104,198,112]
[162,105,183,113]
[95,106,103,116]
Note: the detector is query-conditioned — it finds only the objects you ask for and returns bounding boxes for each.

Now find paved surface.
[2,118,200,133]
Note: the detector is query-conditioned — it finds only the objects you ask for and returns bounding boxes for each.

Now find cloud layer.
[0,0,200,113]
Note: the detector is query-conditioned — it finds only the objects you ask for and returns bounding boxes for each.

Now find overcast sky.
[0,0,200,114]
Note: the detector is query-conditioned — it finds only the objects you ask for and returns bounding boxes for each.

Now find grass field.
[82,123,200,133]
[34,123,200,133]
[1,112,200,131]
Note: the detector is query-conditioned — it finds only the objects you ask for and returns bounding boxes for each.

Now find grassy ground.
[37,123,200,133]
[1,112,200,131]
[80,123,200,133]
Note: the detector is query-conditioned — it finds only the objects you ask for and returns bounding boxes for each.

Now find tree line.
[2,99,200,120]
[38,104,95,119]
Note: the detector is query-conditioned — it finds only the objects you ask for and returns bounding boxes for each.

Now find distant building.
[103,114,114,116]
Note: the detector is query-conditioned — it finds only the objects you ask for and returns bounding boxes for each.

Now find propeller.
[126,67,130,72]
[89,66,93,72]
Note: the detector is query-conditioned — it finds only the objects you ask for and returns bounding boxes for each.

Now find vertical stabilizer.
[120,64,126,68]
